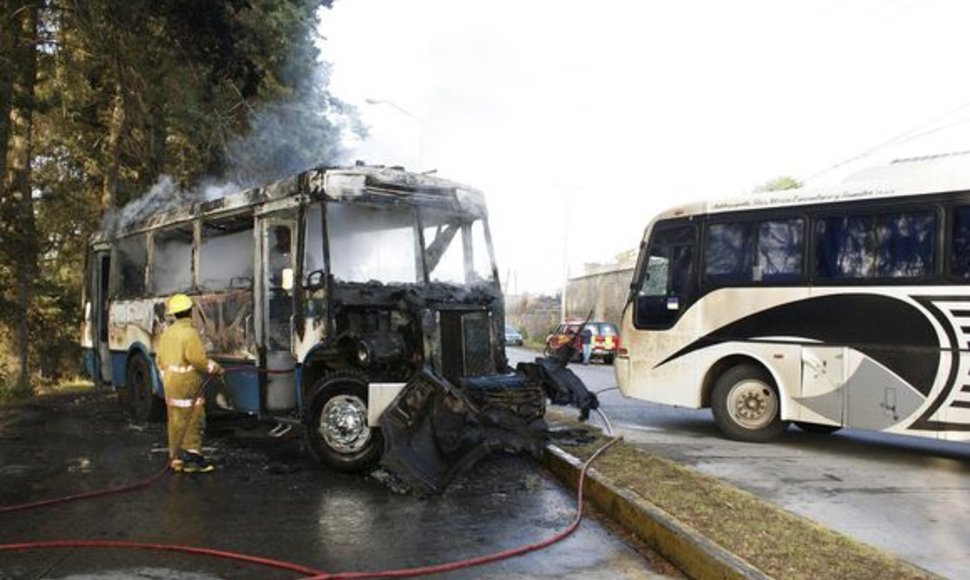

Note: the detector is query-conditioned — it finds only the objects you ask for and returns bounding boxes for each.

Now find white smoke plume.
[100,175,243,236]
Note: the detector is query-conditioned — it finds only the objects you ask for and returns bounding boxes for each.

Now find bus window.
[705,222,755,284]
[757,218,804,281]
[327,203,418,284]
[200,215,254,291]
[874,211,935,278]
[151,224,194,294]
[816,211,936,280]
[950,206,970,278]
[634,223,696,329]
[116,234,147,297]
[815,215,873,279]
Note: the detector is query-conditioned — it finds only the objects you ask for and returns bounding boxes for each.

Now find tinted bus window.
[705,218,805,285]
[705,222,755,284]
[951,206,970,278]
[874,212,935,278]
[815,215,873,279]
[757,219,804,281]
[116,234,147,297]
[816,211,936,280]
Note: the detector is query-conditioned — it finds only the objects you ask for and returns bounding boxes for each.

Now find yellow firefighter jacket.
[156,318,220,454]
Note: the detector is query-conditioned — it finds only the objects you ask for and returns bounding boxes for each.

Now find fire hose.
[0,366,622,578]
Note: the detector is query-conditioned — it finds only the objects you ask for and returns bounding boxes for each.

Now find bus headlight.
[356,333,405,367]
[356,342,371,366]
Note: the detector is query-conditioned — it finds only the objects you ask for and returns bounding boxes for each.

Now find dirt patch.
[552,417,937,580]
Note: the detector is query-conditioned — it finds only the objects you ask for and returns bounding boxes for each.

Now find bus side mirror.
[281,268,294,291]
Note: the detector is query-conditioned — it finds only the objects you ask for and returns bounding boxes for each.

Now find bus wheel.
[711,364,786,442]
[127,355,165,423]
[305,370,383,473]
[794,421,841,434]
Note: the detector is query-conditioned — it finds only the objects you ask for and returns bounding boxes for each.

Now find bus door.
[86,250,112,385]
[800,346,845,427]
[260,218,298,412]
[630,223,699,402]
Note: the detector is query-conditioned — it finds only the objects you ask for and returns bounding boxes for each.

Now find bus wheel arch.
[125,350,165,423]
[304,368,383,473]
[709,360,787,442]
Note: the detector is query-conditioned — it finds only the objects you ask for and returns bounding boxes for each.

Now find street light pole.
[364,98,424,171]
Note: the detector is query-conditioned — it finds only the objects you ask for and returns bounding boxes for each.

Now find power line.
[801,99,970,183]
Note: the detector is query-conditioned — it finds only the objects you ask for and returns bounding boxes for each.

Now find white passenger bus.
[616,155,970,443]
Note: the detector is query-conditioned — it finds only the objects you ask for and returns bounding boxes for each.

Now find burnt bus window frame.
[150,222,196,294]
[633,219,698,330]
[811,205,940,284]
[303,203,326,288]
[701,213,807,289]
[114,233,148,298]
[325,202,422,285]
[199,212,255,292]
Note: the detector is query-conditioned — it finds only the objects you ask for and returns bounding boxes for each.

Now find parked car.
[504,325,524,346]
[544,321,620,364]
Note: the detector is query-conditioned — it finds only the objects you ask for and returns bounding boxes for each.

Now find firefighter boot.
[180,451,215,473]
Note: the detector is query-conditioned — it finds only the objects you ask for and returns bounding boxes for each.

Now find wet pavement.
[506,347,970,579]
[0,389,668,579]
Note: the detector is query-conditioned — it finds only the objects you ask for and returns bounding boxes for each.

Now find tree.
[754,175,802,193]
[0,0,41,395]
[0,0,356,394]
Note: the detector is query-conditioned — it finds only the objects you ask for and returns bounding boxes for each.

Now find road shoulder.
[543,416,940,580]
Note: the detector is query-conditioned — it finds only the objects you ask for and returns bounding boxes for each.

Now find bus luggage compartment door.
[799,346,846,426]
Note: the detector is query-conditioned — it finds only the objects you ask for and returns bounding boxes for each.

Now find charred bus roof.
[95,164,488,241]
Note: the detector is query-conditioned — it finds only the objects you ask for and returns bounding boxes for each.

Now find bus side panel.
[107,299,159,388]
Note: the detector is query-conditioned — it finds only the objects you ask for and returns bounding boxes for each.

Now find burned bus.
[81,165,592,488]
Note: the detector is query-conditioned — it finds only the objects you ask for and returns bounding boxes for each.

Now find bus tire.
[711,364,786,442]
[127,355,165,423]
[794,421,841,434]
[305,370,383,473]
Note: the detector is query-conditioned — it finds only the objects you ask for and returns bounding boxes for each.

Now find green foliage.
[754,175,802,192]
[1,0,355,388]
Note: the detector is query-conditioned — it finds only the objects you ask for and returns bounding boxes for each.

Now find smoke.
[99,175,247,236]
[104,26,363,236]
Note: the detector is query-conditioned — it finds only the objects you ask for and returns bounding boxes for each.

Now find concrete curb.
[543,443,770,580]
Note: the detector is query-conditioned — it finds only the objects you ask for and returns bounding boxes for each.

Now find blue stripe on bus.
[81,348,97,380]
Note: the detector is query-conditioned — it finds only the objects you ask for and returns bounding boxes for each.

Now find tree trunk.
[2,0,39,395]
[0,0,14,183]
[100,80,126,215]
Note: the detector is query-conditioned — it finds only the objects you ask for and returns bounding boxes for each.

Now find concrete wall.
[563,267,635,326]
[505,294,561,345]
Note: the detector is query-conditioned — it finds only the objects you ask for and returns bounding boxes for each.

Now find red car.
[544,321,620,364]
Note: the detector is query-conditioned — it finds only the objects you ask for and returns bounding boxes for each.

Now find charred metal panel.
[194,290,256,359]
[380,367,546,494]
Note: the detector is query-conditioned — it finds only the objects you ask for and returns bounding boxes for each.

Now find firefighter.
[157,293,222,473]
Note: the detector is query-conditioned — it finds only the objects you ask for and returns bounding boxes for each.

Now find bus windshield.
[326,202,494,285]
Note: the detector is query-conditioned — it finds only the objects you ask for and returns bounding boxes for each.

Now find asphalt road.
[0,388,668,579]
[507,347,970,579]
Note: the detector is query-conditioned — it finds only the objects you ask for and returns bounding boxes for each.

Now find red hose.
[305,437,620,580]
[1,367,622,579]
[0,540,326,576]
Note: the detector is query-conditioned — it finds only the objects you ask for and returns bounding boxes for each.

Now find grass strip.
[554,419,937,579]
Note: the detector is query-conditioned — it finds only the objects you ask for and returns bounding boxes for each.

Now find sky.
[319,0,970,294]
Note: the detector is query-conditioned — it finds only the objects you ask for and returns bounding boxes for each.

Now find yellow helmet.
[166,294,193,316]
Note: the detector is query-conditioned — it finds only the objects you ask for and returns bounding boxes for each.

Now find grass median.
[550,414,937,580]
